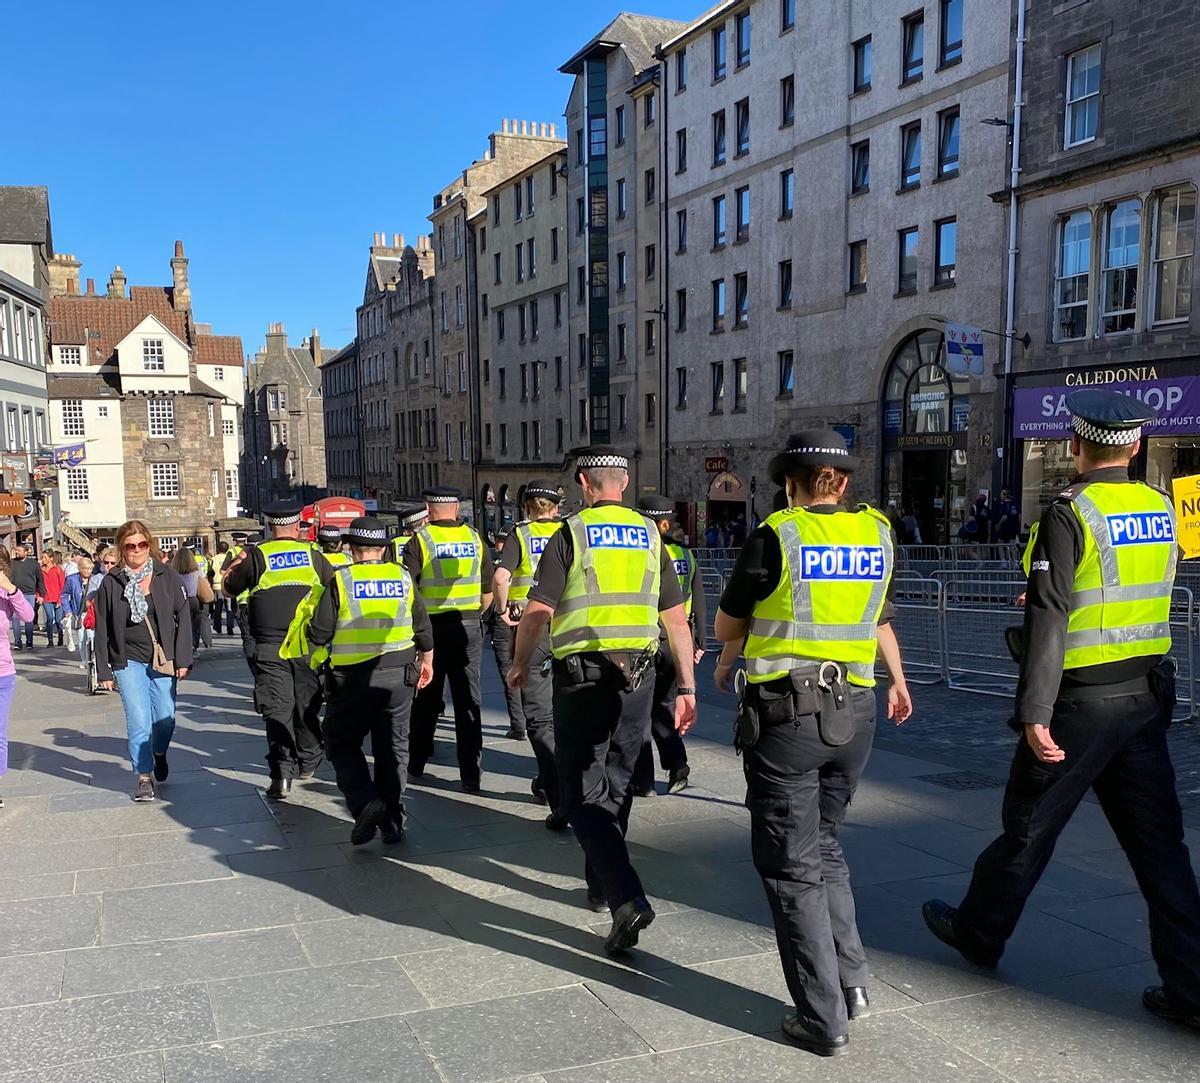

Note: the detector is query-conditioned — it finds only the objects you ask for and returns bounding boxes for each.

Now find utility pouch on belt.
[1005,626,1025,664]
[1149,656,1178,723]
[814,661,854,747]
[732,670,759,755]
[627,647,657,691]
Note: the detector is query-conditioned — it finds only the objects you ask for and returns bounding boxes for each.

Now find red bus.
[300,497,366,542]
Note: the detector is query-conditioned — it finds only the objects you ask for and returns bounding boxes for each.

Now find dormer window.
[143,339,165,371]
[59,346,82,366]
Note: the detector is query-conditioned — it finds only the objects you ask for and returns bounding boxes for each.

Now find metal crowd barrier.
[699,568,726,651]
[937,573,1028,698]
[878,575,947,685]
[1169,586,1195,723]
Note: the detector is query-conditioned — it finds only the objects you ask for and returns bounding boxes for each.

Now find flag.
[944,323,985,376]
[53,443,87,467]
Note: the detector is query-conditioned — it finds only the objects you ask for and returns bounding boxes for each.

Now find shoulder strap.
[1054,481,1091,505]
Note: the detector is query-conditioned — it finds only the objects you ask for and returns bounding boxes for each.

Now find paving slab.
[0,951,64,1009]
[0,870,77,901]
[293,910,462,967]
[75,855,234,894]
[0,893,100,956]
[0,1051,166,1083]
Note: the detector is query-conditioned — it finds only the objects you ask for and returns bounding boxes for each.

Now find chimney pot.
[502,118,509,133]
[173,240,184,258]
[66,278,77,294]
[86,277,95,295]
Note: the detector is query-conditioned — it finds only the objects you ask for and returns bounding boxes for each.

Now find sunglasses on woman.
[123,540,149,552]
[101,559,117,566]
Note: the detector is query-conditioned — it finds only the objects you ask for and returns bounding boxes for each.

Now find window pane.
[940,0,963,64]
[899,228,918,291]
[903,15,924,81]
[1102,199,1140,333]
[935,219,957,284]
[851,141,870,192]
[853,37,872,91]
[1154,186,1196,323]
[902,124,922,187]
[1055,211,1092,339]
[938,110,960,175]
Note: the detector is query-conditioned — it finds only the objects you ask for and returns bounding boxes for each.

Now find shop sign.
[895,433,954,449]
[884,406,903,434]
[1013,368,1200,439]
[831,424,856,448]
[704,456,729,473]
[0,494,23,516]
[1,453,28,491]
[1172,473,1200,559]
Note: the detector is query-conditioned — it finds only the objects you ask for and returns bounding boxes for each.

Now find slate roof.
[559,12,686,75]
[0,186,51,245]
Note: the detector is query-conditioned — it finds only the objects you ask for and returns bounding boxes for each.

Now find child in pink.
[0,552,34,801]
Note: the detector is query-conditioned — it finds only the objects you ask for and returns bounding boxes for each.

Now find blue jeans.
[42,601,62,643]
[114,661,178,775]
[12,593,35,647]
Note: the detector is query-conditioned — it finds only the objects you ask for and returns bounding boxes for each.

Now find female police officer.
[713,429,912,1057]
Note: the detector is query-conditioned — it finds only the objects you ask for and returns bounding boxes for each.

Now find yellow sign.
[1171,473,1200,559]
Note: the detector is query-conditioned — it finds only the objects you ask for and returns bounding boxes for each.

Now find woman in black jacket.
[94,520,192,801]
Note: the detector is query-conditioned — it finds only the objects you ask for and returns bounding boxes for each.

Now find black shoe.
[381,819,405,846]
[351,798,388,846]
[631,785,657,799]
[298,764,320,780]
[667,765,690,794]
[504,725,526,740]
[781,1014,849,1057]
[586,892,609,913]
[545,811,570,832]
[407,764,425,780]
[265,777,292,801]
[1143,986,1200,1031]
[844,986,869,1020]
[921,900,1000,968]
[531,777,548,805]
[461,779,481,794]
[11,644,20,652]
[605,897,656,955]
[133,776,155,802]
[152,752,169,783]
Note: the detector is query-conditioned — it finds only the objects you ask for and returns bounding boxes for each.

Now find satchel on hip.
[196,576,215,605]
[143,608,176,677]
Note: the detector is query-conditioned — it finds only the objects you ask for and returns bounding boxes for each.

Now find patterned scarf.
[123,562,153,625]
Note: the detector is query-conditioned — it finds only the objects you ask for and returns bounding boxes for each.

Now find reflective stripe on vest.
[510,519,563,603]
[249,540,323,594]
[416,522,483,613]
[329,563,415,666]
[1061,482,1176,669]
[665,542,695,618]
[745,505,894,687]
[550,506,661,658]
[391,534,411,563]
[322,550,351,568]
[196,556,209,576]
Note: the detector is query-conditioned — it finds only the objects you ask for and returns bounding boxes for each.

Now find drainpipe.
[659,57,670,501]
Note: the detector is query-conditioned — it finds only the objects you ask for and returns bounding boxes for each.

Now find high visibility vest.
[550,505,662,659]
[196,555,209,577]
[211,552,230,591]
[1049,481,1177,670]
[249,539,323,595]
[665,541,696,619]
[322,549,351,568]
[224,544,252,603]
[328,562,415,667]
[509,518,563,604]
[415,522,483,614]
[391,534,411,563]
[745,505,894,687]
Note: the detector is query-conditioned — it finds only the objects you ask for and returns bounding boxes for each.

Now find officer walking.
[304,518,434,846]
[391,506,429,563]
[713,430,912,1057]
[316,524,350,568]
[923,390,1200,1031]
[630,494,705,797]
[401,486,493,792]
[507,447,697,955]
[223,500,334,799]
[491,480,566,824]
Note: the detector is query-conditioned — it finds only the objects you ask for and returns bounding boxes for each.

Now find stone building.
[45,242,243,552]
[322,340,361,499]
[658,0,1009,544]
[0,186,54,550]
[561,13,685,502]
[1005,0,1200,525]
[243,322,333,514]
[475,145,571,534]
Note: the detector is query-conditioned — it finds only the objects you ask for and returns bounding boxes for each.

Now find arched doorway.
[480,484,496,540]
[705,471,749,542]
[880,329,970,545]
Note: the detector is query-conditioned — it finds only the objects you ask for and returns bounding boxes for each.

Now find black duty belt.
[553,648,656,690]
[1058,675,1151,702]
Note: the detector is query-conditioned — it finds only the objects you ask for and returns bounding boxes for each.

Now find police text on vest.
[266,551,312,571]
[1106,512,1175,546]
[352,579,407,600]
[586,524,650,549]
[529,537,550,555]
[434,542,478,559]
[798,545,885,580]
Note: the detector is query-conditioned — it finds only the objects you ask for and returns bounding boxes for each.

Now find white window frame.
[1054,210,1092,341]
[1101,198,1141,335]
[150,462,180,500]
[222,418,235,435]
[1150,184,1196,327]
[225,468,239,500]
[148,398,175,437]
[1065,45,1101,149]
[61,399,85,438]
[59,345,82,367]
[213,366,224,381]
[142,338,165,372]
[65,466,89,502]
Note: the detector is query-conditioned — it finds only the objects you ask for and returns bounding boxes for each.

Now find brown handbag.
[142,607,176,677]
[196,576,215,605]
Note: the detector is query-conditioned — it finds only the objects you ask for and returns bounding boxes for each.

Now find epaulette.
[1054,482,1091,504]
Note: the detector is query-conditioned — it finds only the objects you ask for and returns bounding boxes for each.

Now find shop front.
[1012,360,1200,524]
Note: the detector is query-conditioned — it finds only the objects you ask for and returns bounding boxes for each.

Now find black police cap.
[343,517,389,546]
[423,486,462,504]
[1066,389,1158,446]
[264,499,303,526]
[523,479,562,503]
[768,429,858,486]
[636,493,675,519]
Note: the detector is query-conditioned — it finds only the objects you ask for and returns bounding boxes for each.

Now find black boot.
[265,777,292,801]
[605,897,655,955]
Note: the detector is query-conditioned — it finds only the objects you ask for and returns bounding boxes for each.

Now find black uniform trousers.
[322,658,414,829]
[251,642,324,780]
[553,658,654,909]
[213,595,236,636]
[410,612,483,785]
[490,617,526,736]
[631,646,688,792]
[957,686,1200,1009]
[743,685,876,1040]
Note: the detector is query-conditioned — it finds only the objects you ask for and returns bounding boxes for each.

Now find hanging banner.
[1172,473,1200,560]
[944,323,985,376]
[53,443,87,467]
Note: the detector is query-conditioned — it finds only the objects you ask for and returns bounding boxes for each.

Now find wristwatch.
[676,686,696,695]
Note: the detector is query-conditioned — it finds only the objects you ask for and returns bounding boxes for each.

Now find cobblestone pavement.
[0,636,1197,1081]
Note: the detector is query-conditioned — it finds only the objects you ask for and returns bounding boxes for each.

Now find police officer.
[507,447,697,955]
[391,506,428,563]
[630,494,705,797]
[714,430,912,1056]
[316,524,350,568]
[923,390,1200,1032]
[223,501,334,799]
[402,486,493,791]
[492,480,566,824]
[305,517,434,846]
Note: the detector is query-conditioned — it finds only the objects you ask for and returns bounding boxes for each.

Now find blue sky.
[5,1,699,356]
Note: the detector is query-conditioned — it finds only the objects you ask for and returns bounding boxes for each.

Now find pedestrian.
[316,523,351,568]
[402,486,492,792]
[0,546,34,807]
[171,547,213,653]
[390,506,428,563]
[923,389,1200,1033]
[94,521,192,802]
[991,488,1021,560]
[901,504,922,546]
[39,551,65,647]
[8,542,43,651]
[729,514,747,548]
[303,517,434,845]
[713,429,913,1056]
[704,521,720,549]
[222,501,334,799]
[506,447,698,954]
[77,552,107,673]
[630,494,705,798]
[62,554,83,653]
[490,480,566,824]
[211,541,235,635]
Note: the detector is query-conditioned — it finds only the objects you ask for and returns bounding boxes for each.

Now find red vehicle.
[300,497,366,542]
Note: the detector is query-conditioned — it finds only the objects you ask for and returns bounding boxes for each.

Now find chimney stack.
[310,327,321,364]
[85,277,96,296]
[171,240,191,310]
[47,252,82,297]
[106,265,127,299]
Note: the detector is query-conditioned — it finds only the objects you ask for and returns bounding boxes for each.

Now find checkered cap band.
[1071,416,1142,445]
[426,494,459,503]
[784,446,849,458]
[577,454,629,470]
[401,511,427,526]
[349,528,388,542]
[317,526,342,539]
[265,512,301,525]
[525,486,560,501]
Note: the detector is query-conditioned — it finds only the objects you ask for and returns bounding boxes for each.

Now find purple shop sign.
[1012,375,1200,439]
